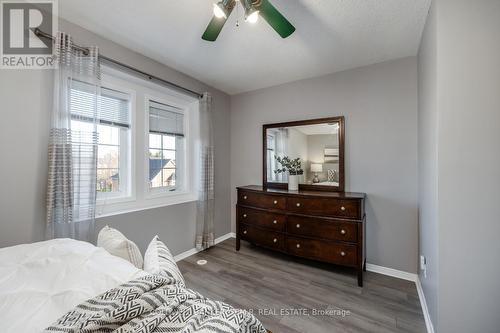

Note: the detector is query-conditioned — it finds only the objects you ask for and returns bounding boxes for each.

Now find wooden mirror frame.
[263,116,345,192]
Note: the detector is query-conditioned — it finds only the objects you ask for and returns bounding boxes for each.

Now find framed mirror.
[263,116,345,192]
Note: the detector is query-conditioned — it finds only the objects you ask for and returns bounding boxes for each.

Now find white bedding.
[0,238,145,332]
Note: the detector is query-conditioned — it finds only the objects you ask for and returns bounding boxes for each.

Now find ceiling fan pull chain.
[236,0,240,27]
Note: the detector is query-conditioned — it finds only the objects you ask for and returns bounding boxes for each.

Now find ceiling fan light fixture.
[213,2,228,19]
[241,0,259,23]
[246,10,259,23]
[202,0,295,42]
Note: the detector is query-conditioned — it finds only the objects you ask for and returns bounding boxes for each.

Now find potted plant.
[274,156,303,191]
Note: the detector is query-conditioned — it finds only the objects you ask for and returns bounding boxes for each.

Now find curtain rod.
[34,28,204,99]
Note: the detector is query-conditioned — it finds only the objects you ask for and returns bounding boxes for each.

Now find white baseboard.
[173,247,199,262]
[174,234,433,333]
[366,264,433,333]
[173,232,236,262]
[416,277,435,333]
[365,263,418,282]
[215,232,236,244]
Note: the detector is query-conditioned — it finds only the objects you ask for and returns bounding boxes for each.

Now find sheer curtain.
[195,93,215,250]
[46,32,100,242]
[275,128,289,182]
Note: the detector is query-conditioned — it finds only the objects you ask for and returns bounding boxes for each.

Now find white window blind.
[70,80,130,128]
[149,101,184,137]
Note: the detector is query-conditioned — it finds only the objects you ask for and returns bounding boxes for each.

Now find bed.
[0,238,266,333]
[311,181,339,186]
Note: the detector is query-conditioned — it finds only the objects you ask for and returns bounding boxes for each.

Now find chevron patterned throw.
[44,274,266,333]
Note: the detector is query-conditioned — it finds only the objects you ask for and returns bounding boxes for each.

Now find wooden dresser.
[236,185,367,286]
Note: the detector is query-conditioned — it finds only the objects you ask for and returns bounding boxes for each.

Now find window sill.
[97,194,136,205]
[146,188,187,199]
[95,192,197,218]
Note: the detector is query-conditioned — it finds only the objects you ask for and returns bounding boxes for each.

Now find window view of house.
[148,100,185,191]
[149,133,177,188]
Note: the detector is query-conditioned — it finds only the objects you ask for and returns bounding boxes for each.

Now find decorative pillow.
[97,226,143,269]
[327,169,337,182]
[144,235,185,286]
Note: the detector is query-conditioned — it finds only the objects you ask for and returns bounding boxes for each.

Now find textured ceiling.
[59,0,431,95]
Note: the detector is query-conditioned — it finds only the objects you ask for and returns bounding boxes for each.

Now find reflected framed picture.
[263,116,345,192]
[324,147,339,163]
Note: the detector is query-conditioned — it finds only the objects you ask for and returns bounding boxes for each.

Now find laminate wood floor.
[177,239,426,333]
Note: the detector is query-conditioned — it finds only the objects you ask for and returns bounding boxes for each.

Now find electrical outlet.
[420,255,427,278]
[420,255,426,269]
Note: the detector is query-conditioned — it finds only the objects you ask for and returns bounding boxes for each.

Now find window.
[148,100,185,192]
[266,128,288,182]
[70,81,132,200]
[267,134,276,181]
[86,66,199,217]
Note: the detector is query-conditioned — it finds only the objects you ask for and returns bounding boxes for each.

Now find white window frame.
[266,132,276,182]
[144,93,190,197]
[95,66,199,218]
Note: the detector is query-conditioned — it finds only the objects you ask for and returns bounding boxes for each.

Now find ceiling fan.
[202,0,295,41]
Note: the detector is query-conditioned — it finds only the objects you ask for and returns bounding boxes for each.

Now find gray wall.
[230,57,419,273]
[436,0,500,332]
[286,128,308,164]
[418,1,500,331]
[417,0,439,327]
[0,19,232,255]
[0,70,52,246]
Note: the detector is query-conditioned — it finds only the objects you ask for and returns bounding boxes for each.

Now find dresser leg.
[236,236,240,251]
[363,258,367,272]
[357,269,363,287]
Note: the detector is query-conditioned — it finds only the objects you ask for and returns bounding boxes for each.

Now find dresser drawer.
[286,197,361,219]
[287,215,358,242]
[239,190,286,210]
[238,206,286,231]
[286,236,357,266]
[240,224,285,251]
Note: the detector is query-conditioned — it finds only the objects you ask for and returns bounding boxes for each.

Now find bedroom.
[0,0,499,332]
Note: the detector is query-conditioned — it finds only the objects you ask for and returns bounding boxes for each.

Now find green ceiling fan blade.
[202,0,236,41]
[202,17,228,41]
[257,0,295,38]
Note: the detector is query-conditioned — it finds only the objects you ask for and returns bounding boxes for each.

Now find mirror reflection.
[266,122,340,187]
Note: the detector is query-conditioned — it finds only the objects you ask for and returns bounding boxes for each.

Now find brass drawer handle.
[273,238,278,243]
[296,244,301,248]
[296,203,301,207]
[243,230,247,235]
[340,206,346,211]
[273,200,278,205]
[340,229,346,235]
[340,251,346,257]
[243,195,247,200]
[296,224,301,228]
[273,220,277,224]
[243,214,247,218]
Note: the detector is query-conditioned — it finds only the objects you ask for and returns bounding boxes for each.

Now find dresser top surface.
[237,185,366,199]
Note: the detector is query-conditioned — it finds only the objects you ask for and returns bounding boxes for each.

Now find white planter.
[288,174,299,191]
